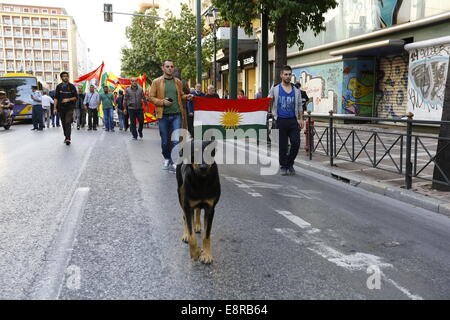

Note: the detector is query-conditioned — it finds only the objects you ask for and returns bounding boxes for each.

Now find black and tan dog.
[176,140,220,264]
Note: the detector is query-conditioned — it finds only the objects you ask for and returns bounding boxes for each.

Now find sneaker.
[280,167,288,176]
[288,166,296,176]
[93,128,97,131]
[88,128,92,131]
[139,132,143,139]
[132,137,138,140]
[162,159,170,170]
[169,164,177,173]
[111,129,115,132]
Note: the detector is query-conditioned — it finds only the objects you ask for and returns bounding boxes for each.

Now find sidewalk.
[277,121,450,217]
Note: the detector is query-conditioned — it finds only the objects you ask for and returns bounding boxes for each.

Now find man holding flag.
[268,65,304,176]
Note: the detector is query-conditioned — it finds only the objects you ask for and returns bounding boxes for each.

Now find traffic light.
[104,3,113,22]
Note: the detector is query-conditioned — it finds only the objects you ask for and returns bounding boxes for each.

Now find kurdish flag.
[193,97,271,138]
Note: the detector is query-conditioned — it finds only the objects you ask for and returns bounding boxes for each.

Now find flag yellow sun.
[219,109,243,129]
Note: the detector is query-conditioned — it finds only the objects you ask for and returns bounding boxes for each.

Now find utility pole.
[261,12,269,98]
[196,0,202,85]
[229,24,238,99]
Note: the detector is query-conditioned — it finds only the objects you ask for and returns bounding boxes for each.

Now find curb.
[294,159,450,218]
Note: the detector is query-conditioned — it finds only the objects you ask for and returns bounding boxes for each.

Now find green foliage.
[211,0,338,49]
[121,4,216,81]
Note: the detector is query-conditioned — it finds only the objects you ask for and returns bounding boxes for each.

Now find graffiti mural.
[375,54,409,118]
[406,41,450,121]
[293,62,342,114]
[342,60,375,116]
[376,0,410,28]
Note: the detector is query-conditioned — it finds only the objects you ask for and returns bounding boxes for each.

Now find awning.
[329,39,405,58]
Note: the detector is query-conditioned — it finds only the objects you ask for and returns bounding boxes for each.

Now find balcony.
[3,32,12,36]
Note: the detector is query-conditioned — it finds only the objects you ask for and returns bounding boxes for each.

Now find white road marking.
[275,227,424,300]
[31,187,89,300]
[275,210,320,233]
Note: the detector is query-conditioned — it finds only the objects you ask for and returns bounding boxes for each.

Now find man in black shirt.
[54,71,78,145]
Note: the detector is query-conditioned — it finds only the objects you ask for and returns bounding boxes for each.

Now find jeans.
[32,104,44,130]
[103,108,114,131]
[123,108,129,131]
[43,108,51,128]
[129,108,144,138]
[159,113,182,162]
[118,111,124,130]
[87,108,98,129]
[60,108,74,140]
[75,108,86,128]
[277,117,301,168]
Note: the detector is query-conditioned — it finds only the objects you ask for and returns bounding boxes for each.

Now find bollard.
[305,111,314,157]
[329,110,334,167]
[405,112,414,189]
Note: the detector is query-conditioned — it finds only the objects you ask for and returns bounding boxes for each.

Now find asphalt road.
[0,123,449,300]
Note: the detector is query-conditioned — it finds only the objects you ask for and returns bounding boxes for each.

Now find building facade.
[0,3,88,89]
[281,0,450,121]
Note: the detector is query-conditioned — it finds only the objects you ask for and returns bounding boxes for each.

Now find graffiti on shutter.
[375,54,409,118]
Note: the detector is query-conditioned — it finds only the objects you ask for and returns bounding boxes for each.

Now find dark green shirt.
[99,92,114,109]
[163,78,180,114]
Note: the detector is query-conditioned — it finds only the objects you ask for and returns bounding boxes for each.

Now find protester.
[99,85,115,132]
[294,81,310,112]
[205,85,220,99]
[268,65,304,176]
[124,78,147,140]
[84,85,100,131]
[255,87,263,99]
[31,86,44,131]
[149,59,192,172]
[222,89,229,99]
[186,83,205,135]
[238,89,248,100]
[116,90,125,130]
[74,86,86,130]
[54,72,78,145]
[41,90,54,129]
[49,89,60,127]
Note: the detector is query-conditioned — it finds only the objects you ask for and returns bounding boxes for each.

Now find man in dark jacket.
[54,71,78,145]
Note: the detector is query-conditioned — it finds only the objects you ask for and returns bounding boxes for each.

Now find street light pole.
[213,32,217,88]
[196,0,202,85]
[229,24,238,99]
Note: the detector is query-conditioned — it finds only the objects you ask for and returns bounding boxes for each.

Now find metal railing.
[304,111,450,190]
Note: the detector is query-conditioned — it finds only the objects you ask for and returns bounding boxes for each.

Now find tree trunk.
[432,59,450,191]
[273,16,287,86]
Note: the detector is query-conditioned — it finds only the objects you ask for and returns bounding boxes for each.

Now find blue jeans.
[118,111,124,130]
[32,104,44,129]
[103,108,114,130]
[159,114,182,161]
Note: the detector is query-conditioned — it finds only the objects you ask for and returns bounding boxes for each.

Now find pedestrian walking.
[116,90,125,130]
[31,86,44,131]
[294,81,310,112]
[41,90,54,129]
[75,86,86,130]
[99,86,115,132]
[49,89,60,127]
[205,85,220,99]
[149,59,192,172]
[54,71,78,145]
[268,65,304,176]
[186,83,205,136]
[84,85,100,131]
[124,78,148,140]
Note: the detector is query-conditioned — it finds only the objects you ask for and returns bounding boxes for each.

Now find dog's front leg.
[200,206,215,264]
[194,208,201,234]
[182,215,189,243]
[184,206,200,261]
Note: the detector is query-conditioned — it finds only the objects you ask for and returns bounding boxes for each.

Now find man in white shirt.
[83,85,100,131]
[41,90,54,129]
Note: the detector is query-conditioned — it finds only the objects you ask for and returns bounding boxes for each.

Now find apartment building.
[0,3,89,89]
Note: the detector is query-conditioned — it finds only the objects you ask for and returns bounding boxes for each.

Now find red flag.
[74,62,104,83]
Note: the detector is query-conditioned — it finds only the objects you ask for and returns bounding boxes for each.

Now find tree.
[156,4,215,81]
[121,5,216,82]
[211,0,338,84]
[432,60,450,191]
[121,8,163,80]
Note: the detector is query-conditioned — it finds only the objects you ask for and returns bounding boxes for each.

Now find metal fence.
[304,112,450,190]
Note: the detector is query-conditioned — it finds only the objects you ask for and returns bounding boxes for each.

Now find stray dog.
[176,140,220,264]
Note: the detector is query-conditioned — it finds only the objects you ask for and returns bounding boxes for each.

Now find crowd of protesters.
[28,62,309,175]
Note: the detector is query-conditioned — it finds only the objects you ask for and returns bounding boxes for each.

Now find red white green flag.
[193,97,271,137]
